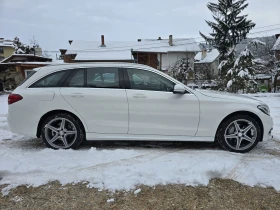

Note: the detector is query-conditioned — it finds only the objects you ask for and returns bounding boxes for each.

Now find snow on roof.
[272,37,280,51]
[195,49,220,63]
[255,74,272,80]
[66,39,201,61]
[0,39,14,48]
[0,54,52,63]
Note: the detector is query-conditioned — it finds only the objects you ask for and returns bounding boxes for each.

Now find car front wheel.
[41,113,84,149]
[216,115,262,153]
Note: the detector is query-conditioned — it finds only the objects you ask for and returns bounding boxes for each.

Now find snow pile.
[1,94,280,195]
[107,198,114,203]
[134,188,141,195]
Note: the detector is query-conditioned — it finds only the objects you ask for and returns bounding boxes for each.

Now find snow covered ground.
[1,93,280,195]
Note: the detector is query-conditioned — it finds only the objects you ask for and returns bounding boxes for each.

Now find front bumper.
[260,113,273,141]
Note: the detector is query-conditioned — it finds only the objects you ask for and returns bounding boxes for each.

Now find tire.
[41,113,84,149]
[216,115,262,153]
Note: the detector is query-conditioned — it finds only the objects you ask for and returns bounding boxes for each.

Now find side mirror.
[173,84,186,94]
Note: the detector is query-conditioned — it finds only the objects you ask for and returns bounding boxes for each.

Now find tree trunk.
[274,75,279,93]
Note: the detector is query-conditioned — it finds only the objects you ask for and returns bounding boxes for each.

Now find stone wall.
[0,67,24,90]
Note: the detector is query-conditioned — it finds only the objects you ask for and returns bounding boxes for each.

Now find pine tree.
[13,37,26,54]
[200,0,256,79]
[226,47,255,92]
[13,36,39,54]
[168,58,194,84]
[227,39,266,93]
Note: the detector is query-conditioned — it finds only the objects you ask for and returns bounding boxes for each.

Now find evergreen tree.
[226,47,254,92]
[168,58,194,84]
[13,36,38,54]
[200,0,256,79]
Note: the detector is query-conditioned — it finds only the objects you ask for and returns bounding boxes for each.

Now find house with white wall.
[62,35,201,71]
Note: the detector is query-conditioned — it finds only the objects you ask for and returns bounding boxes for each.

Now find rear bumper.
[7,106,40,138]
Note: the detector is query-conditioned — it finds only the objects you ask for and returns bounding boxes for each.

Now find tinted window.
[87,67,119,88]
[30,71,67,88]
[127,69,175,92]
[67,69,85,87]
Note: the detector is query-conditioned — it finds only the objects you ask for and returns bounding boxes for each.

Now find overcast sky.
[1,0,280,52]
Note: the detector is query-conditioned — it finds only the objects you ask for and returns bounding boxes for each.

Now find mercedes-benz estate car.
[7,63,273,153]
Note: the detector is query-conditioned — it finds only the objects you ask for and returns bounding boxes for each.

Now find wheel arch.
[215,111,264,142]
[36,110,87,138]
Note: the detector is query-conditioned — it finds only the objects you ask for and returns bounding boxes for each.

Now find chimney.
[59,49,67,55]
[169,35,173,46]
[201,49,207,60]
[137,39,141,42]
[69,40,73,45]
[158,37,162,40]
[101,35,106,47]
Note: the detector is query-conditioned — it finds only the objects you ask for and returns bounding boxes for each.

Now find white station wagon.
[7,63,273,153]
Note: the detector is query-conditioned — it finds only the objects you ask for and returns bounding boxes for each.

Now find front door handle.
[133,94,147,98]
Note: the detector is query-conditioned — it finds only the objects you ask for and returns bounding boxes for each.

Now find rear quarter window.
[18,70,37,86]
[29,71,69,88]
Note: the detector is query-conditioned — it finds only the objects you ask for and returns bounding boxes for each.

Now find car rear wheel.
[216,115,262,153]
[41,113,84,149]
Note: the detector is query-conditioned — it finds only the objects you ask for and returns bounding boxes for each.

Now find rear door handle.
[70,93,84,98]
[133,94,147,98]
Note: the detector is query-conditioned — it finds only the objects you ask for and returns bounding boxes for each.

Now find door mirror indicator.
[173,84,186,94]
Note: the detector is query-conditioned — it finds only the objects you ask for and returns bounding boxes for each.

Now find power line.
[251,23,280,30]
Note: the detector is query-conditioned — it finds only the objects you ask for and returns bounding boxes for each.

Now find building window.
[261,80,265,84]
[0,48,3,54]
[25,70,35,78]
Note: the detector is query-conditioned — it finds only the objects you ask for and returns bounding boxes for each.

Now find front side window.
[87,67,119,88]
[29,71,67,88]
[127,68,175,92]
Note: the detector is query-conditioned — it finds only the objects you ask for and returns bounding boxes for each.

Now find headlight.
[258,105,270,116]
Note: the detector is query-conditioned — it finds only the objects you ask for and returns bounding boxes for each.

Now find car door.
[60,67,128,134]
[124,68,200,136]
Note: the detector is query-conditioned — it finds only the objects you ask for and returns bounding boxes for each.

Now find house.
[62,35,201,71]
[0,38,15,61]
[194,44,220,80]
[272,34,280,61]
[0,54,52,90]
[252,74,272,92]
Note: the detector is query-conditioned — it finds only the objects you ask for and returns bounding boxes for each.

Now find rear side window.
[66,69,85,87]
[87,67,119,88]
[29,71,68,88]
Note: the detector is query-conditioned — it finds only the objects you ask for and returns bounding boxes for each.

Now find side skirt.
[86,133,215,142]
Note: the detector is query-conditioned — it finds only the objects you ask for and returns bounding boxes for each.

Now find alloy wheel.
[224,119,257,151]
[44,117,77,149]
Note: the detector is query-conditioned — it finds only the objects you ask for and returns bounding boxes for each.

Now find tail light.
[8,94,23,105]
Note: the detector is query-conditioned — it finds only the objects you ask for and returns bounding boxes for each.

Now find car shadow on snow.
[80,140,220,151]
[2,137,221,151]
